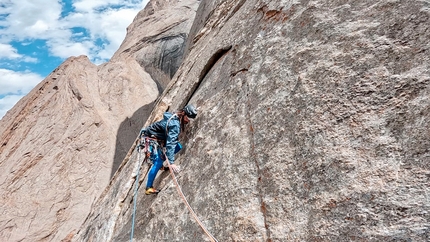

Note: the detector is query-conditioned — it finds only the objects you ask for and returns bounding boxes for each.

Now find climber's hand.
[170,164,181,173]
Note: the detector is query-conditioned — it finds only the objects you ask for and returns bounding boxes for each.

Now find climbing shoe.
[145,187,160,195]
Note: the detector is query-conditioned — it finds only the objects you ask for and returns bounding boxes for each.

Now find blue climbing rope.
[130,147,142,242]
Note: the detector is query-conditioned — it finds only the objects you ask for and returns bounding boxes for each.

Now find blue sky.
[0,0,149,119]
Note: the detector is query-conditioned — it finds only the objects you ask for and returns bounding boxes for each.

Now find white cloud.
[48,40,94,59]
[0,0,63,40]
[22,56,38,63]
[0,43,22,59]
[87,8,144,60]
[0,43,39,63]
[0,94,25,120]
[0,0,148,63]
[0,68,43,119]
[58,5,146,61]
[73,0,124,13]
[0,69,42,95]
[73,0,145,13]
[0,0,148,61]
[29,20,50,33]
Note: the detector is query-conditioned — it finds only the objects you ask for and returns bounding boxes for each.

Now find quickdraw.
[138,136,163,163]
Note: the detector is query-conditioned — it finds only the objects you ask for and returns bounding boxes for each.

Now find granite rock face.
[75,0,429,241]
[0,1,199,241]
[114,0,199,91]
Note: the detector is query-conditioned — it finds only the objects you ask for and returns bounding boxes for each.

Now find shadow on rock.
[111,102,155,179]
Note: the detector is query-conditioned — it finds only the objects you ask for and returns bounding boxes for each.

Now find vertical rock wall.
[76,0,429,241]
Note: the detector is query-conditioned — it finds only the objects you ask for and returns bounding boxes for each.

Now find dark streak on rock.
[230,68,249,77]
[224,0,247,24]
[123,20,187,54]
[199,46,232,81]
[185,46,232,105]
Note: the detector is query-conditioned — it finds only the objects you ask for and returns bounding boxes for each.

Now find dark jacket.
[142,112,180,164]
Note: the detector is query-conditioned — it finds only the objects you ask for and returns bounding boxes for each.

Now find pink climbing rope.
[164,112,218,242]
[164,153,218,242]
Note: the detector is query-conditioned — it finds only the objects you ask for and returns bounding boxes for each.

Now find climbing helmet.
[183,104,197,119]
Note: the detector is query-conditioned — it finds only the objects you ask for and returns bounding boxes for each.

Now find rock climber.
[139,104,198,195]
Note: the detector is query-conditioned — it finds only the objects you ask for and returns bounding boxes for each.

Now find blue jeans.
[146,145,164,188]
[146,142,182,188]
